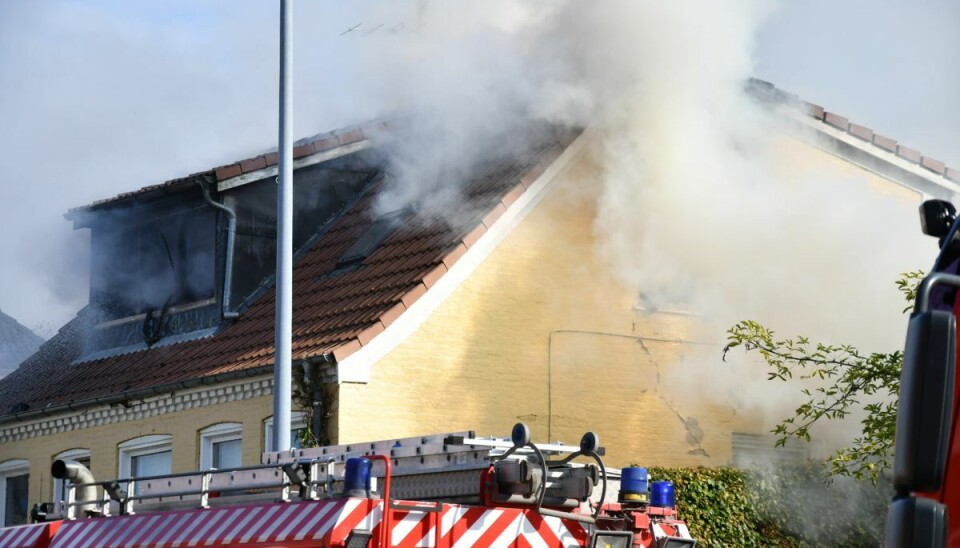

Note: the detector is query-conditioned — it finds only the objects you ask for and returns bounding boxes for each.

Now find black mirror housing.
[893,310,956,493]
[885,496,947,548]
[921,200,958,239]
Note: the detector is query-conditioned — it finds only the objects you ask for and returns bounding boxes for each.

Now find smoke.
[354,0,935,459]
[554,0,932,451]
[323,0,940,460]
[0,0,951,461]
[748,460,892,545]
[358,0,933,449]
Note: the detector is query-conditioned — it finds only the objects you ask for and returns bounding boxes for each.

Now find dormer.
[65,132,385,358]
[68,181,222,354]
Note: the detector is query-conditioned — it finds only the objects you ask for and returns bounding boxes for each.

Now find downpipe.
[198,181,239,319]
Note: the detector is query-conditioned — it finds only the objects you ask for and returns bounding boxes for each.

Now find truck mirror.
[885,496,947,548]
[893,310,956,493]
[920,199,957,238]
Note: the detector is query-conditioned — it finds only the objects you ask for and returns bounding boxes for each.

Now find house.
[0,78,955,526]
[0,311,43,380]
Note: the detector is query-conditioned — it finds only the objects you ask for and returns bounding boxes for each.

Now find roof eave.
[1,363,258,426]
[64,173,212,227]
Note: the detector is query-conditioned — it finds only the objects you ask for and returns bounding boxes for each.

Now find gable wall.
[336,133,926,468]
[336,143,729,467]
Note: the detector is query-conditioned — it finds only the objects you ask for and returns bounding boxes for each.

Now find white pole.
[273,0,293,452]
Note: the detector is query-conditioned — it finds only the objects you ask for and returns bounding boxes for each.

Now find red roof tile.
[921,156,946,175]
[872,134,898,153]
[66,125,383,215]
[215,163,242,181]
[897,145,922,164]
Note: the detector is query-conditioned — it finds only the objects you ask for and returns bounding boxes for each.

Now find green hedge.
[646,464,891,547]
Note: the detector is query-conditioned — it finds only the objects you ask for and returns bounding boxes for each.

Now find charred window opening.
[91,207,216,320]
[335,209,407,271]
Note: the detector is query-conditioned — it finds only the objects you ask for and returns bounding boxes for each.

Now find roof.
[66,123,379,215]
[0,123,580,417]
[747,78,960,183]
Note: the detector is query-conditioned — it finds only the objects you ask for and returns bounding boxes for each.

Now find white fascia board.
[216,140,373,192]
[785,111,960,199]
[336,129,595,384]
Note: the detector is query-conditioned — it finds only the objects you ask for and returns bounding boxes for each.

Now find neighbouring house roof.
[0,121,580,419]
[0,310,43,379]
[747,78,960,195]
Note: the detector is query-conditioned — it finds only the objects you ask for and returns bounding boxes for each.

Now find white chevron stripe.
[440,506,470,539]
[255,502,303,542]
[202,508,244,546]
[309,499,360,540]
[154,512,195,547]
[276,502,333,541]
[170,508,218,547]
[142,513,179,545]
[519,515,551,548]
[488,514,525,548]
[452,509,502,548]
[123,514,163,548]
[391,509,428,544]
[186,508,230,547]
[219,506,264,544]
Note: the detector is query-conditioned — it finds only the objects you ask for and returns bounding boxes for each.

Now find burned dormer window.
[333,208,408,273]
[91,207,216,319]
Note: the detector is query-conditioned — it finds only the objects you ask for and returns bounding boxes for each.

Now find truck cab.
[887,199,960,547]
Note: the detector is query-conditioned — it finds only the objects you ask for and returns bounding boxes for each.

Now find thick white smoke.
[0,1,937,444]
[341,0,934,456]
[350,4,928,369]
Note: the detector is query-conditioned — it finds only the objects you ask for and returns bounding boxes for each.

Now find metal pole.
[273,0,293,452]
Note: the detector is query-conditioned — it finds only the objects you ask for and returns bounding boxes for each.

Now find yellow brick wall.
[336,134,923,468]
[0,393,274,512]
[337,145,730,467]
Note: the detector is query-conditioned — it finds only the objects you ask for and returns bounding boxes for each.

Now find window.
[119,435,172,494]
[52,448,91,502]
[0,459,30,527]
[199,423,243,470]
[264,412,307,452]
[731,432,808,468]
[333,208,407,273]
[91,208,216,319]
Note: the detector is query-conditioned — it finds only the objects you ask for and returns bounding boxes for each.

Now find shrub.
[646,463,891,547]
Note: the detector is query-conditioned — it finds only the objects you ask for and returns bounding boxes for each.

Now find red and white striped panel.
[383,505,590,548]
[48,499,381,548]
[0,522,56,548]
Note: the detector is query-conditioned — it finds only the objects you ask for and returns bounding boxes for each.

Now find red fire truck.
[0,424,696,547]
[886,199,960,547]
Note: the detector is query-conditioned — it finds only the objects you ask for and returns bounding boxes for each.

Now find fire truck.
[887,199,960,547]
[0,423,696,547]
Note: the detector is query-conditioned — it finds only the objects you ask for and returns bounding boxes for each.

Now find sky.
[0,0,957,337]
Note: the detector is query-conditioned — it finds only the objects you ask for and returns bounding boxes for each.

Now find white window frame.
[0,459,30,527]
[731,432,809,468]
[52,448,91,502]
[199,423,243,470]
[264,412,307,452]
[118,435,172,480]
